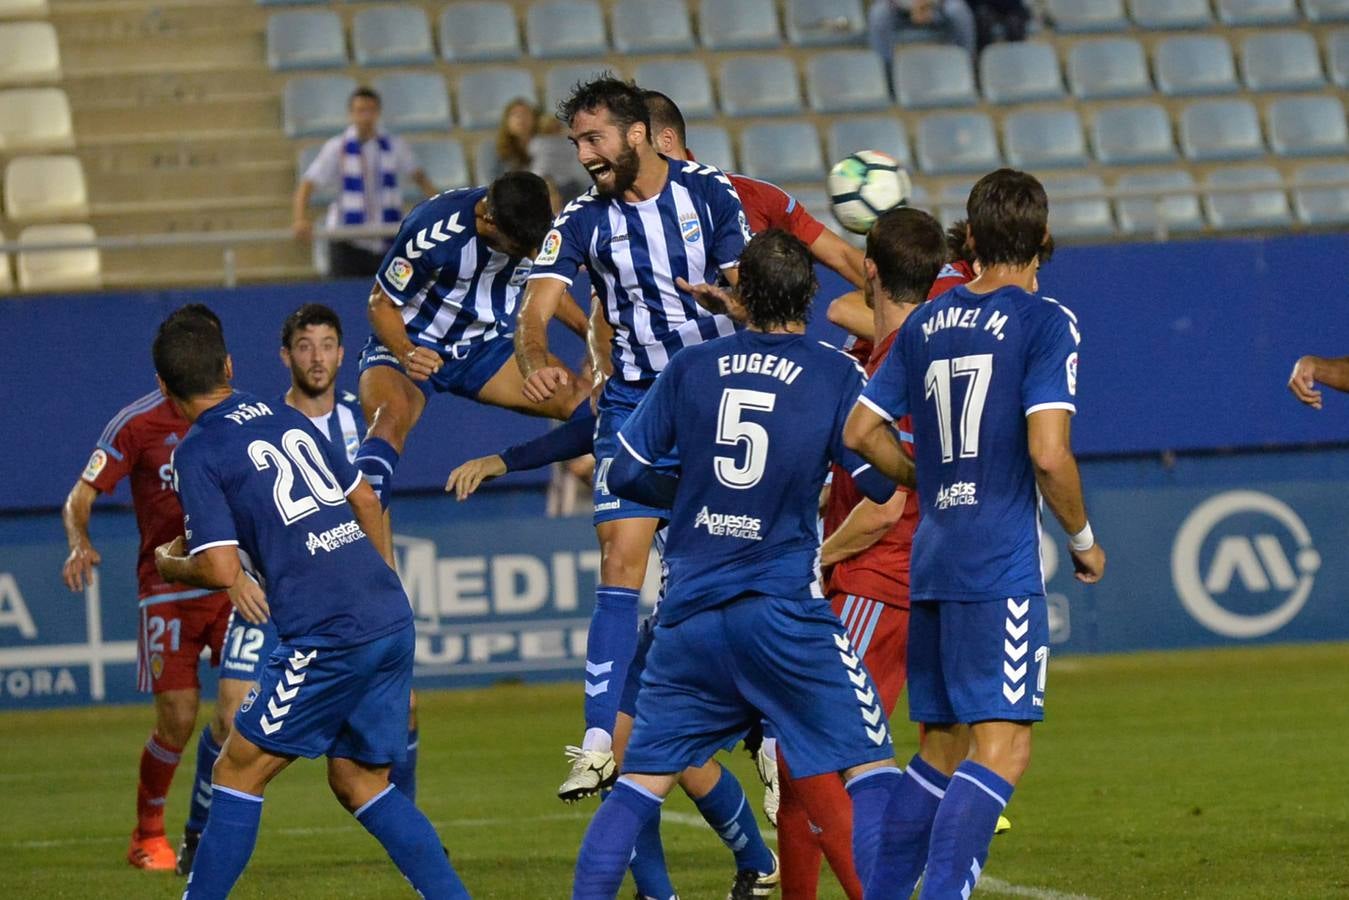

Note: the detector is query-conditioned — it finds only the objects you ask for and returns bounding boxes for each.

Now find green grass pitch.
[3,642,1348,898]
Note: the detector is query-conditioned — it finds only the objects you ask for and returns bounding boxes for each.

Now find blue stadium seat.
[611,0,693,54]
[456,67,536,130]
[894,44,977,109]
[1293,161,1349,224]
[936,181,974,225]
[544,64,612,115]
[1114,170,1205,234]
[1267,95,1349,156]
[739,121,824,183]
[718,56,801,116]
[1303,0,1349,22]
[352,6,434,67]
[372,72,451,133]
[1179,99,1264,161]
[439,2,520,61]
[296,144,333,204]
[526,0,606,59]
[1042,174,1115,238]
[266,10,345,71]
[634,59,715,119]
[1067,38,1150,99]
[408,139,470,195]
[1330,30,1349,87]
[1091,103,1177,164]
[979,42,1065,104]
[473,136,498,185]
[1154,36,1238,96]
[1204,166,1292,230]
[807,50,890,112]
[1003,108,1088,169]
[1045,0,1127,31]
[785,0,865,46]
[685,124,735,171]
[915,112,1001,175]
[1128,0,1212,27]
[283,75,356,137]
[1240,32,1325,91]
[1217,0,1299,24]
[827,116,912,169]
[699,0,780,50]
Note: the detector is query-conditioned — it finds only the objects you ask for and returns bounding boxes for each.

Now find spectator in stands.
[971,0,1030,52]
[492,98,538,177]
[869,0,978,81]
[290,86,435,278]
[528,117,590,207]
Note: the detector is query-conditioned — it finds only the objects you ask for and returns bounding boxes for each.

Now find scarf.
[339,125,402,229]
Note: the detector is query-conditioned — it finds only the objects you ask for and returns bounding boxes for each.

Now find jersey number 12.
[248,429,346,525]
[924,354,993,463]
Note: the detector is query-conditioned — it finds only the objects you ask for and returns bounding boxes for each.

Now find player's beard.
[293,365,334,398]
[588,143,640,198]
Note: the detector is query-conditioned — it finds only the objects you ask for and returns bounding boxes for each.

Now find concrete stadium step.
[89,165,293,205]
[73,137,295,177]
[62,69,281,110]
[88,203,291,236]
[57,32,263,76]
[51,0,270,41]
[100,240,316,286]
[73,96,279,140]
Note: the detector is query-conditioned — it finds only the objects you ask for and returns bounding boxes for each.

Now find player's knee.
[598,535,650,586]
[210,708,234,741]
[970,726,1033,784]
[156,700,198,747]
[327,759,388,811]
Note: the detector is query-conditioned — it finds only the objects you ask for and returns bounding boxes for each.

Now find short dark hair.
[642,90,686,146]
[172,302,223,334]
[945,219,974,266]
[737,229,818,331]
[966,168,1049,268]
[349,86,381,108]
[558,74,650,140]
[281,303,343,349]
[489,171,555,254]
[154,306,229,400]
[865,208,947,303]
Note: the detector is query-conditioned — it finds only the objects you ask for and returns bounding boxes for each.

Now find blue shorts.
[623,596,895,779]
[219,609,280,683]
[593,379,676,525]
[234,623,414,764]
[907,597,1049,725]
[358,334,513,400]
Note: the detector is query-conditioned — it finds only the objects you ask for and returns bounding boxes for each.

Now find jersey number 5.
[924,354,993,463]
[248,429,346,525]
[715,388,775,490]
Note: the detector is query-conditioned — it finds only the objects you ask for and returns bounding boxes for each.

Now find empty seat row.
[2,155,88,221]
[0,0,48,18]
[0,21,59,85]
[0,224,101,292]
[0,87,73,149]
[1047,0,1349,31]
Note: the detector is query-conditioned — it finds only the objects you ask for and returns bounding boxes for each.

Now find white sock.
[582,727,613,752]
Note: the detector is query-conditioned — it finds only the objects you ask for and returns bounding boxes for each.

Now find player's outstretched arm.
[368,285,443,382]
[347,480,395,569]
[826,291,875,342]
[843,405,916,488]
[1289,355,1349,409]
[819,489,907,568]
[608,448,677,510]
[1027,409,1105,584]
[445,454,507,501]
[675,276,747,323]
[810,229,867,289]
[61,480,101,593]
[515,277,572,403]
[154,538,241,591]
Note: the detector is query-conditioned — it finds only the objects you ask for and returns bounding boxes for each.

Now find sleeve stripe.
[189,539,239,555]
[718,260,740,271]
[97,390,162,446]
[849,462,873,478]
[1025,402,1077,417]
[95,440,124,463]
[857,394,896,423]
[616,432,653,467]
[343,472,364,497]
[526,272,574,286]
[372,276,406,307]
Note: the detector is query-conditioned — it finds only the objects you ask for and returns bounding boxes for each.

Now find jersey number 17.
[924,354,993,463]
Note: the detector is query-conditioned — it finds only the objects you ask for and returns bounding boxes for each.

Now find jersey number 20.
[924,354,993,463]
[248,429,346,525]
[715,388,775,490]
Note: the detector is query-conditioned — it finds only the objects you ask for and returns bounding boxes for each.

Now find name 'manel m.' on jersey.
[860,285,1081,603]
[528,157,751,383]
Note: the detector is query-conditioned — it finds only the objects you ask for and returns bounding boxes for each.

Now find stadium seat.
[352,6,434,67]
[545,64,612,115]
[827,116,912,169]
[785,0,865,46]
[634,60,715,120]
[0,22,60,85]
[0,87,73,150]
[1003,108,1089,169]
[1217,0,1300,24]
[266,10,346,70]
[1091,103,1177,164]
[1067,38,1151,100]
[685,124,736,171]
[788,187,832,222]
[1240,32,1325,91]
[282,75,356,138]
[699,0,781,50]
[457,67,536,130]
[893,44,977,109]
[296,144,335,204]
[16,224,100,292]
[807,51,890,112]
[980,42,1065,104]
[1203,166,1292,230]
[526,0,607,59]
[439,2,521,61]
[408,139,470,196]
[611,0,694,54]
[1303,0,1349,21]
[372,72,451,133]
[915,112,1001,175]
[935,181,974,225]
[1292,161,1349,224]
[1267,95,1349,156]
[1045,0,1127,31]
[1114,170,1205,234]
[1128,0,1212,27]
[1154,36,1238,96]
[1331,30,1349,87]
[0,0,48,16]
[1179,99,1265,161]
[1042,175,1115,238]
[718,56,802,116]
[739,121,824,183]
[472,136,499,185]
[3,155,88,221]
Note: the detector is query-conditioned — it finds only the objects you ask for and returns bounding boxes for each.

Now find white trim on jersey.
[857,394,896,423]
[616,432,653,467]
[1025,401,1076,416]
[190,539,240,555]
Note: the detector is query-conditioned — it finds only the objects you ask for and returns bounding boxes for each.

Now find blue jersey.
[283,390,364,465]
[860,285,1081,602]
[375,187,534,352]
[616,331,880,624]
[529,157,751,382]
[173,391,411,647]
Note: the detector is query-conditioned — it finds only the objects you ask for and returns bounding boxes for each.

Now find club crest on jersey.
[150,653,165,680]
[508,259,533,287]
[1066,352,1078,396]
[537,229,563,266]
[385,257,414,292]
[680,214,702,245]
[82,449,107,482]
[738,210,752,242]
[240,686,258,714]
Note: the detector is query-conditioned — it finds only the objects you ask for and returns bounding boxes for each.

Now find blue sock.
[574,779,663,899]
[182,786,262,900]
[918,761,1013,900]
[355,785,469,900]
[845,766,904,888]
[354,437,399,510]
[630,805,676,900]
[389,727,418,802]
[692,766,775,875]
[184,725,221,835]
[872,755,951,898]
[582,586,640,742]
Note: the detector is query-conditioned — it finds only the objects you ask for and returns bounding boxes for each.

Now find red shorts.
[830,592,909,717]
[137,592,232,694]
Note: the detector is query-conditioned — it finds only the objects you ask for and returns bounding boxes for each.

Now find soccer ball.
[827,151,912,235]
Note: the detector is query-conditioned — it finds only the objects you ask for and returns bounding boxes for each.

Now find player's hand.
[1069,542,1106,584]
[61,543,101,593]
[1288,357,1323,409]
[523,366,569,404]
[291,218,313,241]
[445,454,507,501]
[402,345,443,383]
[228,572,269,626]
[676,277,746,323]
[153,536,187,578]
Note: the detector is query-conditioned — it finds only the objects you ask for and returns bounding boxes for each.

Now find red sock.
[136,733,182,837]
[778,748,864,900]
[777,751,824,899]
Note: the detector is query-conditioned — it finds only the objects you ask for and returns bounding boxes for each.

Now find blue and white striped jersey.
[375,187,535,352]
[283,390,365,465]
[529,157,752,383]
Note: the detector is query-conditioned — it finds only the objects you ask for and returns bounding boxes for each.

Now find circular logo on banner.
[1171,490,1320,638]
